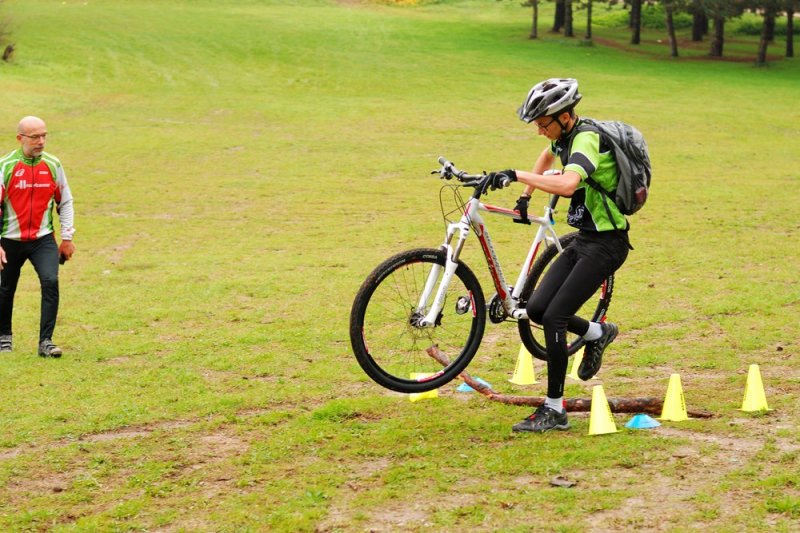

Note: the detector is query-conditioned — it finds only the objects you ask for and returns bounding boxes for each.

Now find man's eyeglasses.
[20,133,48,141]
[533,118,556,131]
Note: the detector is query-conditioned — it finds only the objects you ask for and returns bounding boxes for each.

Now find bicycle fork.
[415,219,471,328]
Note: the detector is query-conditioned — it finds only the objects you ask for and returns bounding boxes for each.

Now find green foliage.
[732,12,800,35]
[593,2,695,29]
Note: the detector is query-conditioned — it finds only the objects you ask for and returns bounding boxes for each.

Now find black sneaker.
[0,335,11,353]
[512,404,569,433]
[578,322,618,381]
[38,339,62,358]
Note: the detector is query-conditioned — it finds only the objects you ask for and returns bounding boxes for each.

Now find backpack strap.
[566,121,619,229]
[585,176,620,232]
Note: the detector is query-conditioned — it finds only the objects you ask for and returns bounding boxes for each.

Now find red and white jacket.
[0,148,75,242]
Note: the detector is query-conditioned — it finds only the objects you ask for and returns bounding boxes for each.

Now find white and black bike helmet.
[517,78,582,123]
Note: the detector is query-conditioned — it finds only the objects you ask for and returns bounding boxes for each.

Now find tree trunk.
[529,0,539,39]
[757,11,774,66]
[665,2,679,57]
[564,0,574,38]
[765,12,775,42]
[631,0,642,45]
[691,11,708,41]
[710,16,725,57]
[585,0,593,41]
[787,4,795,58]
[552,0,565,33]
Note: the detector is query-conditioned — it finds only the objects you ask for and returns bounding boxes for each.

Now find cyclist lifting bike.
[350,78,633,434]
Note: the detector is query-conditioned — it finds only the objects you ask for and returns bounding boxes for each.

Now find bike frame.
[417,191,562,327]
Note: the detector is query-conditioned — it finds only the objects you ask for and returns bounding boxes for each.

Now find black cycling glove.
[479,169,517,194]
[513,195,531,225]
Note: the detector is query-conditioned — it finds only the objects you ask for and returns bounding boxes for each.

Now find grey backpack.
[573,118,652,219]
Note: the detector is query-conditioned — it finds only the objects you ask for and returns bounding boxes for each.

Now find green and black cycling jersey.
[550,119,628,233]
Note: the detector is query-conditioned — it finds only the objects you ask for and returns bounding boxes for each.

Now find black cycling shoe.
[578,322,618,381]
[512,404,569,433]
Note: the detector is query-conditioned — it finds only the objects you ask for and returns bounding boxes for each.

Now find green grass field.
[0,0,798,530]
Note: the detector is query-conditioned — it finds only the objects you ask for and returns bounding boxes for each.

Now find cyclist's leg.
[525,246,578,326]
[539,257,614,397]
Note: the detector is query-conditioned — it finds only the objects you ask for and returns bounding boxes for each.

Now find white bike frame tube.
[477,202,562,320]
[510,212,562,300]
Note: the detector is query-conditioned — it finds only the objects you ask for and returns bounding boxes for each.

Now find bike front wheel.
[517,232,614,361]
[350,248,486,393]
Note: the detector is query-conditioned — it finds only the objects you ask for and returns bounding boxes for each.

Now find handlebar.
[434,156,561,211]
[434,156,518,188]
[434,156,483,182]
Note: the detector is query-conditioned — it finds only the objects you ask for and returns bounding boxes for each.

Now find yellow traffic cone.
[567,346,585,380]
[588,385,618,435]
[740,364,770,412]
[509,344,538,385]
[659,373,689,421]
[409,373,439,402]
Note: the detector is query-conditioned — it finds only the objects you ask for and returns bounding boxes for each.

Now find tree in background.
[564,0,575,36]
[552,0,565,32]
[663,0,681,56]
[583,0,594,41]
[689,0,709,41]
[696,0,746,57]
[751,0,787,64]
[517,0,796,62]
[0,0,12,63]
[630,0,643,44]
[785,0,795,57]
[522,0,541,39]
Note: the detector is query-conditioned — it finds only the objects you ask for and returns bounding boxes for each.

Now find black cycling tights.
[526,232,629,398]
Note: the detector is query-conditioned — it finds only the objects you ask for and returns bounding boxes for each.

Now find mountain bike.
[349,157,614,393]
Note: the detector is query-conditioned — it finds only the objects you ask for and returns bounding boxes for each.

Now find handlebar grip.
[438,156,449,166]
[500,177,512,188]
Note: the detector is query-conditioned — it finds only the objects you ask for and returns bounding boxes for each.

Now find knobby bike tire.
[517,232,614,361]
[349,248,486,393]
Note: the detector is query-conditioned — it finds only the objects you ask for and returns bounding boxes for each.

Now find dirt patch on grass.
[586,422,782,530]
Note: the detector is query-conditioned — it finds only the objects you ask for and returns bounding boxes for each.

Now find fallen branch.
[426,345,713,418]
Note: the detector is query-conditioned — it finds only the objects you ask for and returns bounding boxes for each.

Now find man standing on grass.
[0,116,75,358]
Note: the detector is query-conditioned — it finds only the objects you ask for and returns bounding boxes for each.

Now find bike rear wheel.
[350,248,486,393]
[517,232,614,361]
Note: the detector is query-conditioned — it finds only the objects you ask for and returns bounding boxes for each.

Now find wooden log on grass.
[426,345,713,418]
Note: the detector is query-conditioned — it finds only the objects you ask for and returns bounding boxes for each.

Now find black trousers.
[526,231,629,398]
[0,234,60,342]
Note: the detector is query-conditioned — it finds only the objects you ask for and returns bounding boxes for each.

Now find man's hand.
[0,246,6,272]
[513,195,531,225]
[59,240,75,264]
[475,169,517,194]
